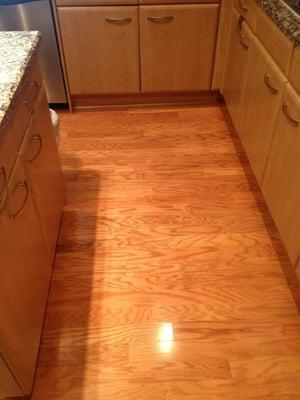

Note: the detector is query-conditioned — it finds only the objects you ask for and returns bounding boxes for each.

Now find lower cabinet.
[57,3,220,97]
[0,159,51,394]
[262,84,300,266]
[19,87,65,263]
[58,6,140,95]
[239,37,287,184]
[222,10,254,130]
[139,4,219,92]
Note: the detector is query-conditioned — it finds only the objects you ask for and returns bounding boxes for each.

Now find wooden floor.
[32,105,300,400]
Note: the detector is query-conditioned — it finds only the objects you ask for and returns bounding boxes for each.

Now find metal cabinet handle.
[28,134,43,162]
[23,81,40,106]
[238,0,249,12]
[0,166,7,198]
[147,16,174,23]
[264,74,278,95]
[282,103,300,127]
[105,17,132,24]
[8,181,29,218]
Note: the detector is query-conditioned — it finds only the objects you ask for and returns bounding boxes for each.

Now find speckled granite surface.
[0,31,40,129]
[254,0,300,45]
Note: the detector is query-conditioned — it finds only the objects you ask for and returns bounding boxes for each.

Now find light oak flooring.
[32,105,300,399]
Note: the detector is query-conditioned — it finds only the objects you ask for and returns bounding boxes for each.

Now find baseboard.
[71,90,222,110]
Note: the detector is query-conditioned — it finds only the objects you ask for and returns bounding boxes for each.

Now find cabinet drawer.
[255,7,293,74]
[0,56,42,189]
[239,38,287,184]
[234,0,258,29]
[289,46,300,94]
[262,84,300,266]
[140,4,219,92]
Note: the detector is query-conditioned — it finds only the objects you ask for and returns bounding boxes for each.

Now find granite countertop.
[0,31,40,129]
[254,0,300,46]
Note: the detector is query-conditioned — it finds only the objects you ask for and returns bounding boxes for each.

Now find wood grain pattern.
[262,84,300,266]
[58,6,140,95]
[32,105,300,399]
[140,4,219,92]
[255,5,293,74]
[222,11,254,131]
[239,37,287,185]
[211,0,234,90]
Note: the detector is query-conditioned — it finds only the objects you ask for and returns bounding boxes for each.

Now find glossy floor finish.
[32,105,300,399]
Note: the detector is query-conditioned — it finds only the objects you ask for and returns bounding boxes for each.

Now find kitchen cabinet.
[239,37,287,184]
[0,52,64,398]
[255,5,293,75]
[289,46,300,94]
[58,6,140,95]
[222,10,254,130]
[0,159,51,394]
[140,4,219,92]
[19,87,64,263]
[262,84,300,266]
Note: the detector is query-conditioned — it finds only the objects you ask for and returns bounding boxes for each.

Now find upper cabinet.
[239,38,287,184]
[222,11,254,131]
[58,6,140,95]
[139,4,219,92]
[262,84,300,266]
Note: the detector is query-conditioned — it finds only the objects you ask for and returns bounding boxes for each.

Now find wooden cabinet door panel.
[222,10,254,130]
[0,160,51,394]
[58,6,140,95]
[19,87,64,263]
[262,84,300,266]
[239,38,287,184]
[140,4,219,92]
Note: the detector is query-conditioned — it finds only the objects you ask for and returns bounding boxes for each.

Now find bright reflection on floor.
[158,323,174,353]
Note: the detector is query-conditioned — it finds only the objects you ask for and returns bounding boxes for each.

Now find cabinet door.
[222,10,254,130]
[58,6,140,95]
[0,160,51,394]
[19,87,64,263]
[262,84,300,266]
[239,38,287,184]
[140,4,219,92]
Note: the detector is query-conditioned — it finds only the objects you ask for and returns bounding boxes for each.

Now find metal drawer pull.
[9,181,29,218]
[282,103,300,127]
[147,16,174,23]
[264,74,278,95]
[23,81,40,105]
[105,17,132,24]
[0,166,7,198]
[238,0,249,12]
[28,134,43,162]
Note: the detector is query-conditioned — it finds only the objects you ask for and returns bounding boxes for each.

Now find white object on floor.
[50,108,60,145]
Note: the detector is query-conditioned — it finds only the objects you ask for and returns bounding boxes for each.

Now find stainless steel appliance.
[0,0,67,103]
